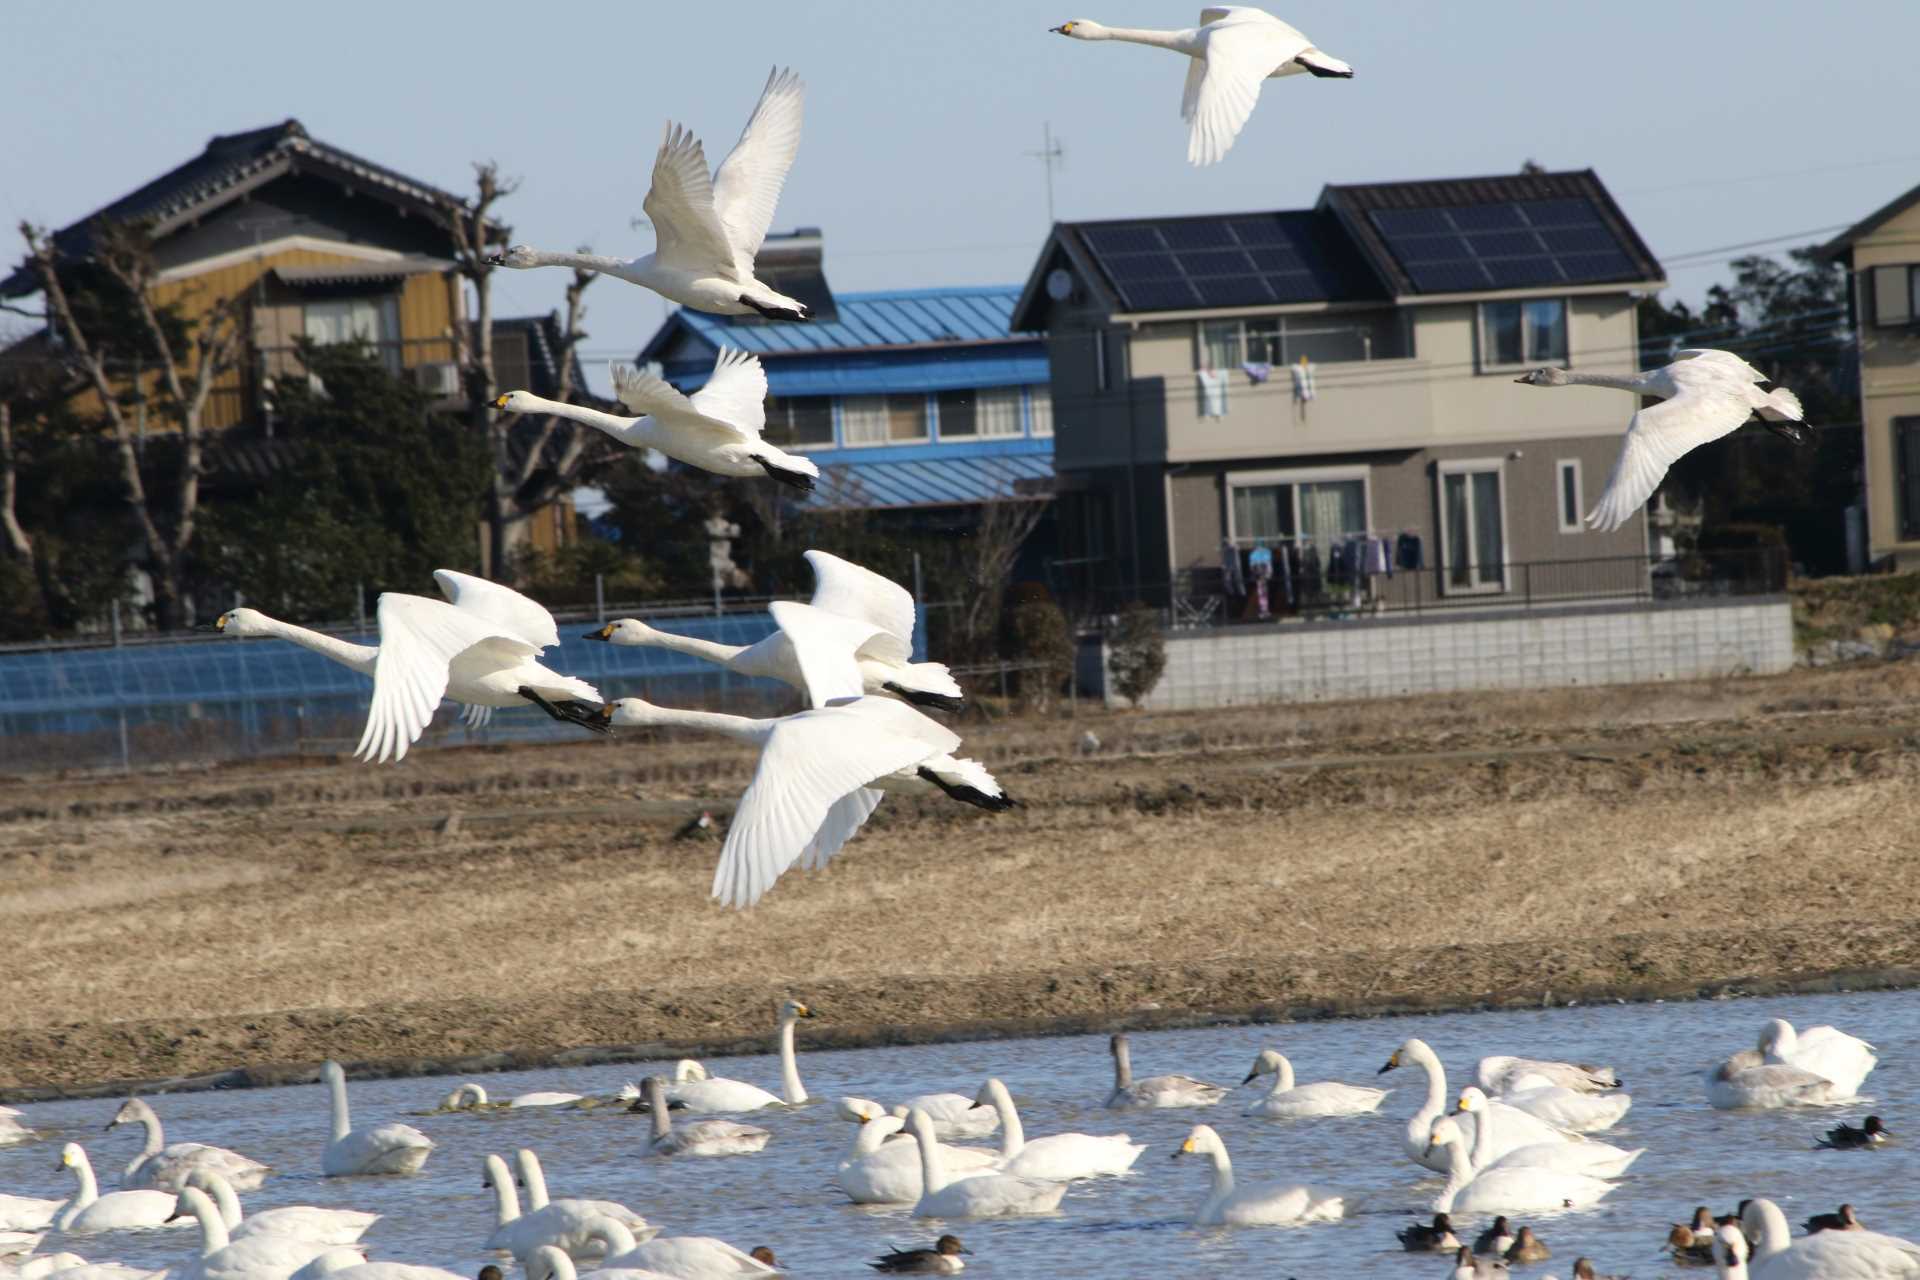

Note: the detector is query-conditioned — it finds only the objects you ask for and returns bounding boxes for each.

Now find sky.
[7,0,1920,394]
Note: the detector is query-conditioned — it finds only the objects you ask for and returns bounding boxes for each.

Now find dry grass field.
[5,659,1920,1092]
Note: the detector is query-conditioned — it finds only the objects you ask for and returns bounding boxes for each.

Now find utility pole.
[1026,123,1065,227]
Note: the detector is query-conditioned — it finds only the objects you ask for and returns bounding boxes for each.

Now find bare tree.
[956,495,1048,661]
[22,220,245,629]
[441,165,618,580]
[0,401,28,564]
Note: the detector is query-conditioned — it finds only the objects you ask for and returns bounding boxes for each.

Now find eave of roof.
[1819,178,1920,261]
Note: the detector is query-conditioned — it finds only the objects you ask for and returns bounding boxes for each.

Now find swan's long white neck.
[253,616,378,676]
[1554,371,1652,393]
[515,1150,550,1211]
[985,1082,1026,1158]
[639,706,776,746]
[511,249,640,277]
[779,1015,807,1104]
[1112,1039,1133,1091]
[851,1118,901,1157]
[532,1246,580,1280]
[485,1156,520,1227]
[179,1187,230,1256]
[1745,1201,1792,1261]
[637,626,748,667]
[911,1115,949,1195]
[200,1175,243,1229]
[1267,1057,1296,1096]
[1197,1137,1235,1207]
[586,1219,637,1257]
[1432,1135,1472,1213]
[506,393,652,448]
[67,1151,100,1211]
[124,1102,165,1158]
[1466,1102,1494,1173]
[1079,22,1196,52]
[326,1069,352,1141]
[646,1082,675,1142]
[450,1083,487,1108]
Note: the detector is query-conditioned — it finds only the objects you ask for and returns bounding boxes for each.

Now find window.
[1196,310,1408,370]
[840,394,926,445]
[1898,418,1920,542]
[304,296,400,371]
[1556,459,1583,533]
[1226,467,1370,545]
[1027,385,1053,437]
[763,395,833,449]
[1480,299,1567,369]
[1872,265,1920,328]
[936,387,1021,439]
[1438,461,1507,592]
[1199,318,1281,369]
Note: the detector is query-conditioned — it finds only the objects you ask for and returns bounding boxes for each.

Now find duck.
[1424,1118,1615,1215]
[868,1235,970,1274]
[214,569,606,763]
[970,1078,1143,1179]
[51,1144,184,1233]
[1048,8,1352,166]
[182,1170,376,1246]
[1515,350,1806,532]
[906,1109,1065,1219]
[1476,1216,1517,1256]
[1456,1089,1642,1177]
[588,550,962,713]
[1571,1260,1624,1280]
[487,69,810,321]
[1476,1057,1620,1096]
[640,1078,770,1157]
[1505,1226,1550,1264]
[317,1061,433,1176]
[1803,1204,1863,1234]
[600,693,1012,908]
[1669,1222,1715,1266]
[1452,1246,1510,1279]
[1397,1213,1461,1252]
[1818,1115,1889,1149]
[108,1099,270,1193]
[1171,1123,1343,1226]
[1733,1201,1920,1278]
[498,349,817,493]
[1106,1033,1228,1109]
[1380,1039,1576,1171]
[580,1218,776,1278]
[481,1154,657,1263]
[167,1185,347,1280]
[1241,1048,1388,1118]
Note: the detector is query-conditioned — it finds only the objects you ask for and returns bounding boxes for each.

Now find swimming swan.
[488,69,809,322]
[109,1100,270,1193]
[1515,350,1806,533]
[640,1079,771,1157]
[601,695,1012,908]
[970,1079,1143,1179]
[1106,1033,1228,1109]
[522,1244,677,1280]
[439,1083,579,1111]
[167,1186,348,1280]
[509,1150,653,1249]
[581,1218,776,1277]
[589,551,962,712]
[835,1113,997,1204]
[288,1252,469,1280]
[0,1191,61,1231]
[660,1002,813,1110]
[1729,1200,1920,1278]
[1050,8,1352,166]
[1241,1049,1388,1118]
[1424,1117,1615,1215]
[1475,1056,1620,1096]
[1172,1123,1344,1226]
[1455,1089,1641,1179]
[498,348,818,494]
[1379,1038,1574,1171]
[215,570,605,763]
[52,1144,184,1233]
[890,1093,999,1142]
[1491,1075,1631,1133]
[906,1108,1064,1219]
[182,1170,376,1246]
[1757,1018,1876,1098]
[480,1154,655,1263]
[318,1061,433,1176]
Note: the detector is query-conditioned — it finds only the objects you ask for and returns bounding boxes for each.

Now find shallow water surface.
[5,989,1915,1278]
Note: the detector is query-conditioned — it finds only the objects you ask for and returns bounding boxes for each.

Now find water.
[5,989,1916,1278]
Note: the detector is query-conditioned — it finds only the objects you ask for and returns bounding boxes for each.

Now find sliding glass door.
[1439,462,1507,592]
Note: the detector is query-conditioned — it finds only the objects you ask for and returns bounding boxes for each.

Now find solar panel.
[1448,205,1527,232]
[1481,258,1565,288]
[1159,220,1235,250]
[1555,251,1637,280]
[1103,253,1185,282]
[1392,234,1474,264]
[1083,225,1164,254]
[1177,249,1253,277]
[1265,273,1327,304]
[1370,208,1453,236]
[1407,262,1491,292]
[1519,199,1604,228]
[1194,277,1274,307]
[1466,231,1545,258]
[1538,226,1617,254]
[1224,217,1293,246]
[1246,246,1304,273]
[1116,278,1200,310]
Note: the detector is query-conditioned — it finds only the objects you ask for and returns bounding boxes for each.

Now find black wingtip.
[756,456,817,492]
[884,682,965,713]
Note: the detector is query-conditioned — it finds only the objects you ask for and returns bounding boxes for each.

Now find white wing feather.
[797,786,884,872]
[610,365,757,444]
[643,123,737,276]
[688,348,769,437]
[462,703,494,729]
[358,595,538,764]
[1183,12,1307,166]
[433,569,559,650]
[1586,391,1755,534]
[804,550,917,664]
[769,599,884,708]
[711,67,805,273]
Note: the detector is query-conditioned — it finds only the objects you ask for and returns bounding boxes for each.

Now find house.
[1011,168,1668,612]
[638,231,1054,524]
[1822,183,1920,571]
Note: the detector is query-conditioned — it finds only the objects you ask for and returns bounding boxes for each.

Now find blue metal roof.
[644,286,1033,359]
[799,451,1055,512]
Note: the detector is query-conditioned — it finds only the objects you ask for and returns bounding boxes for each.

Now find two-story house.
[1012,169,1667,613]
[1823,183,1920,571]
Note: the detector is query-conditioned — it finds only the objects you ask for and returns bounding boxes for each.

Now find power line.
[1622,152,1920,198]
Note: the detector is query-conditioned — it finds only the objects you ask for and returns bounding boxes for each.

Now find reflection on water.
[3,988,1914,1278]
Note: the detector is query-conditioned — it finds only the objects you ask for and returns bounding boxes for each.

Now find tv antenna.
[1026,123,1065,226]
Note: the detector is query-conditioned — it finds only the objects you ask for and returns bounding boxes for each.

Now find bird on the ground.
[674,812,716,842]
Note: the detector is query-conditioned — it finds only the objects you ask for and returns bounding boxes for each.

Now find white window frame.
[764,395,836,452]
[838,393,930,447]
[936,386,1022,441]
[1026,385,1053,438]
[1223,464,1373,546]
[1477,297,1569,373]
[1436,457,1511,595]
[1555,458,1584,534]
[1195,316,1285,370]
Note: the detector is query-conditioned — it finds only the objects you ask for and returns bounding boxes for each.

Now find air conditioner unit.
[412,361,460,396]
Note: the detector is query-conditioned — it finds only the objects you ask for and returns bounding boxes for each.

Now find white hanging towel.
[1197,368,1228,417]
[1290,357,1316,402]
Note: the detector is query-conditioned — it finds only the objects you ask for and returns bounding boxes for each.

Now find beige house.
[1013,169,1668,612]
[1824,186,1920,570]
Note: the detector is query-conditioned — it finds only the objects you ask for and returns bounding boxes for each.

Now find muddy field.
[5,660,1920,1094]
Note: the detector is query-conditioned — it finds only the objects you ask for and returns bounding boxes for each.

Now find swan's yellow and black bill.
[1051,22,1073,33]
[492,393,510,409]
[596,704,615,723]
[214,613,229,631]
[585,624,615,641]
[1379,1051,1400,1074]
[795,1003,815,1018]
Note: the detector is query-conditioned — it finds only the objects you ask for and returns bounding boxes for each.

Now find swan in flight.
[1514,349,1806,533]
[1476,1056,1620,1096]
[1241,1049,1389,1118]
[182,1170,376,1247]
[496,348,818,493]
[317,1061,433,1176]
[1379,1038,1574,1171]
[1172,1124,1344,1226]
[51,1145,184,1233]
[1424,1117,1615,1215]
[970,1078,1143,1179]
[905,1109,1065,1219]
[1050,8,1352,166]
[488,69,808,321]
[640,1078,771,1156]
[600,694,1012,908]
[109,1099,270,1193]
[590,550,963,712]
[1732,1199,1920,1277]
[215,570,605,763]
[1106,1033,1227,1109]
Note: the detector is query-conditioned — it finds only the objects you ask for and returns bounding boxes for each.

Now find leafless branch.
[0,401,31,561]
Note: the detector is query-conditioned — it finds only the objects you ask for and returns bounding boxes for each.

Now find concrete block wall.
[1105,599,1794,711]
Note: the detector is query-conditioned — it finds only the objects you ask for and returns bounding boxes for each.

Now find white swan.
[1757,1018,1876,1097]
[51,1144,183,1233]
[498,348,817,493]
[1492,1074,1631,1133]
[590,550,963,712]
[584,1219,776,1278]
[1731,1199,1920,1278]
[0,1192,60,1231]
[1424,1117,1614,1215]
[1515,350,1807,533]
[216,570,605,763]
[1475,1056,1620,1096]
[970,1078,1142,1180]
[288,1251,468,1280]
[523,1245,676,1280]
[1172,1123,1344,1226]
[601,695,1013,908]
[835,1114,997,1205]
[511,1150,652,1243]
[662,1001,812,1110]
[1106,1033,1227,1109]
[490,68,806,319]
[109,1100,270,1193]
[317,1061,433,1176]
[906,1109,1064,1219]
[480,1154,654,1263]
[887,1095,998,1142]
[1050,8,1352,166]
[168,1186,348,1280]
[1456,1089,1642,1179]
[7,1258,158,1280]
[182,1170,376,1246]
[1241,1049,1388,1118]
[1379,1038,1574,1171]
[640,1079,770,1157]
[1706,1056,1839,1110]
